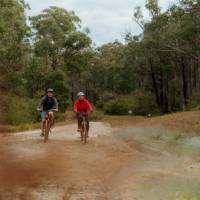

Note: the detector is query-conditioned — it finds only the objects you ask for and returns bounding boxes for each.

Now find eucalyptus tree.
[0,0,29,92]
[30,6,92,102]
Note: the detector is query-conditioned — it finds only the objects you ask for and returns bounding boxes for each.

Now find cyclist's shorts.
[41,111,47,120]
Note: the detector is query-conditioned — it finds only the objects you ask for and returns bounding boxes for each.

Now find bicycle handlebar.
[37,108,58,112]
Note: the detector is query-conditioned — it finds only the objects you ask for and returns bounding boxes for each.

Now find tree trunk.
[71,82,74,103]
[149,58,160,107]
[181,57,188,107]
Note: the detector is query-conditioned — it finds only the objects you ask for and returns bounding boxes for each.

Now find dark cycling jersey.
[37,96,58,112]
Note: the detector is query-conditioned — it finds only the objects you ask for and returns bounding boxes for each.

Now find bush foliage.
[103,92,160,115]
[0,95,38,125]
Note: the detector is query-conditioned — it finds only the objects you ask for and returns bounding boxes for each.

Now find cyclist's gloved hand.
[37,108,42,112]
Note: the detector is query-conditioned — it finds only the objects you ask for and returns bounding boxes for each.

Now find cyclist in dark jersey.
[37,89,58,136]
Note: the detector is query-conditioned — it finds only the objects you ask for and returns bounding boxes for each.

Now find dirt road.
[0,122,200,200]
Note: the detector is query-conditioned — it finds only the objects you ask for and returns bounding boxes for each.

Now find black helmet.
[47,88,54,93]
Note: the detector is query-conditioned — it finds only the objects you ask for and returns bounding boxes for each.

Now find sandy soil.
[0,121,200,200]
[0,122,137,200]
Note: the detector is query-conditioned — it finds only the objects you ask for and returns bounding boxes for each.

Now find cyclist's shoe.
[40,133,44,137]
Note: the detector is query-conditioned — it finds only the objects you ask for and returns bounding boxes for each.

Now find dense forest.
[1,0,200,125]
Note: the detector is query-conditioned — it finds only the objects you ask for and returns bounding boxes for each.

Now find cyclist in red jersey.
[74,92,93,132]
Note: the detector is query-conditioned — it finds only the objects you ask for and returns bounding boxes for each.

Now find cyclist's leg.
[48,111,54,128]
[86,114,90,134]
[40,112,46,136]
[77,113,82,132]
[78,118,82,131]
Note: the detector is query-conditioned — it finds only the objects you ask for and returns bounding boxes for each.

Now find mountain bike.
[43,111,54,143]
[79,112,89,144]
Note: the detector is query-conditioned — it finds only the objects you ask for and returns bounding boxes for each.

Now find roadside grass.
[103,111,200,134]
[103,115,145,127]
[115,123,200,199]
[1,110,200,134]
[116,125,200,159]
[0,113,147,133]
[0,112,74,133]
[106,111,200,135]
[0,123,40,133]
[116,126,184,143]
[175,193,200,200]
[145,111,200,135]
[0,110,104,133]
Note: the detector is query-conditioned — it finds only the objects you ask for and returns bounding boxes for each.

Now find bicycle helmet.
[77,92,85,97]
[47,88,54,93]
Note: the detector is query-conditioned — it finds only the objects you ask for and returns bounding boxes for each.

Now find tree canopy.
[1,0,200,124]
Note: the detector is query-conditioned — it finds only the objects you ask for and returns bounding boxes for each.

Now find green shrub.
[90,110,104,121]
[96,91,115,109]
[0,95,38,125]
[65,111,76,120]
[131,91,159,115]
[55,112,69,121]
[103,96,134,115]
[0,94,70,125]
[188,91,200,110]
[103,92,159,115]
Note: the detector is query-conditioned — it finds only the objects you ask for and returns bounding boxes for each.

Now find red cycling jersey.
[74,99,93,113]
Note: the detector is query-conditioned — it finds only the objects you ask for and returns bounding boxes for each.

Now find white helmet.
[77,92,85,97]
[47,88,54,93]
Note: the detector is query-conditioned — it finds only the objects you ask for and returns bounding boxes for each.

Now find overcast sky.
[26,0,176,46]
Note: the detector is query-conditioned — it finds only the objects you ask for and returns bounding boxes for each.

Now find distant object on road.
[128,110,133,115]
[147,113,152,118]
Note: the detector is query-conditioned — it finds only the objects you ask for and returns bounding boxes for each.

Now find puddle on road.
[116,126,200,200]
